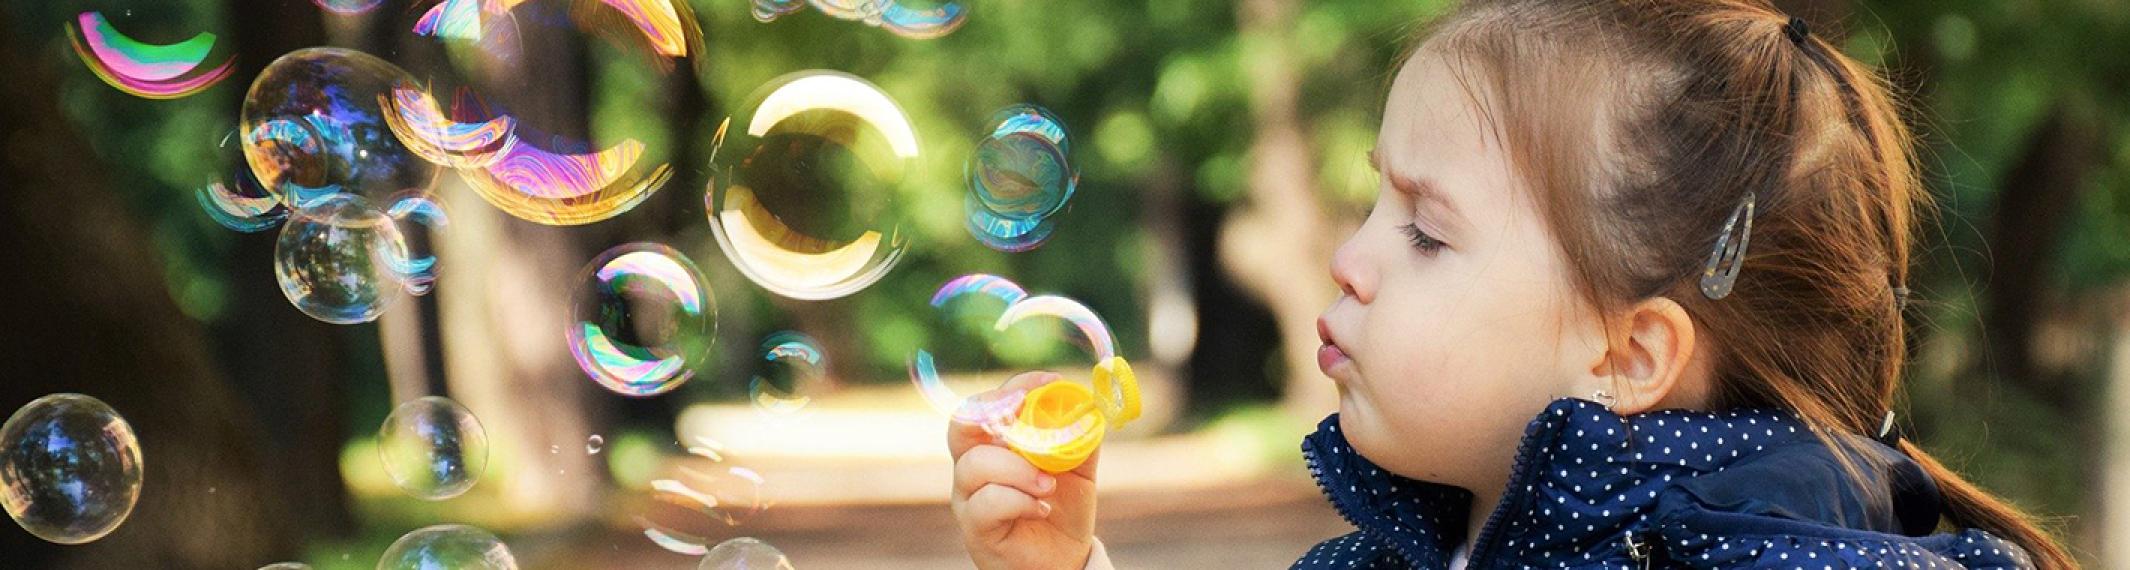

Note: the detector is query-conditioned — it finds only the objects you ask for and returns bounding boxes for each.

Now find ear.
[1584,297,1701,415]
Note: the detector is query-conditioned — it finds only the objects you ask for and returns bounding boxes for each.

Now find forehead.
[1376,50,1520,214]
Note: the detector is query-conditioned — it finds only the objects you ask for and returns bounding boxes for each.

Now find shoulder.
[1291,532,1408,570]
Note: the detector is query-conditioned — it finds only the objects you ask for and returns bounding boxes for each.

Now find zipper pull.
[1622,530,1652,570]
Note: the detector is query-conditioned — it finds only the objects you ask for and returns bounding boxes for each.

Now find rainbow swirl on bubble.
[67,12,235,99]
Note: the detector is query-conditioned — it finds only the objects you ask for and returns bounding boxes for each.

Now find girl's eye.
[1398,223,1447,254]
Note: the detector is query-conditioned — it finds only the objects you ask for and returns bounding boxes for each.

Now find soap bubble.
[707,71,916,301]
[566,243,716,397]
[586,434,606,455]
[969,105,1075,220]
[640,437,769,555]
[66,11,235,99]
[377,397,489,501]
[748,331,826,415]
[0,394,142,545]
[907,275,1118,452]
[699,537,795,570]
[398,0,704,225]
[965,105,1074,252]
[752,0,965,40]
[273,193,431,324]
[313,0,385,15]
[259,563,313,570]
[198,127,288,232]
[377,524,517,570]
[241,47,437,207]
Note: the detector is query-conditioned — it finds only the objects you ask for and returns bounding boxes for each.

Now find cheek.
[1339,248,1585,483]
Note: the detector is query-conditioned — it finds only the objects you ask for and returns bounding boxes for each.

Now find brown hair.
[1408,0,2076,566]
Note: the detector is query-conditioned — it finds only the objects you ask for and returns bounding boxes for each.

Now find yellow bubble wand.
[1005,356,1141,473]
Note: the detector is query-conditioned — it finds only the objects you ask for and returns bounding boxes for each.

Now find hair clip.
[1699,191,1756,300]
[1784,16,1811,46]
[1875,410,1901,445]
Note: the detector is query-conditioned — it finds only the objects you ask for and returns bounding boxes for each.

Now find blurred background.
[0,0,2126,567]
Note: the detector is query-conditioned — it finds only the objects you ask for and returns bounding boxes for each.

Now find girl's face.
[1315,51,1608,492]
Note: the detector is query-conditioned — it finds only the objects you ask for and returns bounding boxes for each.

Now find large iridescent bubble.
[707,71,915,301]
[377,397,490,501]
[0,394,142,545]
[378,524,518,570]
[388,0,705,226]
[566,243,716,397]
[241,48,437,207]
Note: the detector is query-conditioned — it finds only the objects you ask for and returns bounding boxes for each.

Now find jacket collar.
[1302,397,1944,567]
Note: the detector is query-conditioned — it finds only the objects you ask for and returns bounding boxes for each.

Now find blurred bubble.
[403,0,702,226]
[273,193,432,324]
[377,397,489,501]
[965,105,1074,252]
[707,71,915,301]
[699,537,795,570]
[0,394,142,545]
[907,274,1026,422]
[751,0,965,39]
[313,0,384,15]
[749,332,825,415]
[198,128,289,232]
[66,11,234,99]
[377,524,517,570]
[567,243,716,397]
[241,47,437,207]
[586,434,606,455]
[640,437,769,555]
[259,563,312,570]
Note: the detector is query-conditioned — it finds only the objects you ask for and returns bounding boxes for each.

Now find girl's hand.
[949,371,1100,570]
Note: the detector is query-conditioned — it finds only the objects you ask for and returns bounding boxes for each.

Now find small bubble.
[378,524,518,569]
[699,537,794,569]
[377,397,489,501]
[586,435,606,455]
[565,243,717,397]
[0,394,143,545]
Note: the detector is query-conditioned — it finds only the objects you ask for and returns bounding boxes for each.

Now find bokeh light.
[0,394,143,545]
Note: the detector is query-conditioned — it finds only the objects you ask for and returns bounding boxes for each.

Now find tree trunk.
[1230,0,1342,419]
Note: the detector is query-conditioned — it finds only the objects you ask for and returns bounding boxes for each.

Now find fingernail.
[1035,474,1056,492]
[1036,500,1054,517]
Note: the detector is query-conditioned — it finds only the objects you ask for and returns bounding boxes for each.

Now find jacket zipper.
[1462,424,1554,568]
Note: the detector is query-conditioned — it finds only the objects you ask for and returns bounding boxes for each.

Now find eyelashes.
[1398,223,1447,254]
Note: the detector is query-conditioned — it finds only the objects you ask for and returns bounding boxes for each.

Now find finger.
[947,370,1066,460]
[963,483,1052,537]
[954,444,1056,501]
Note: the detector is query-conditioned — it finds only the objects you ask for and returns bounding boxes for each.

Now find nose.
[1330,232,1374,304]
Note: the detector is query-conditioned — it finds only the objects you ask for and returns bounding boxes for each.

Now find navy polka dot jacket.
[1292,398,2035,569]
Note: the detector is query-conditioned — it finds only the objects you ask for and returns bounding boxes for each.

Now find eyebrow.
[1367,148,1466,229]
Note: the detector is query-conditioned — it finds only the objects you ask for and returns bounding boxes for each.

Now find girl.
[948,0,2077,567]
